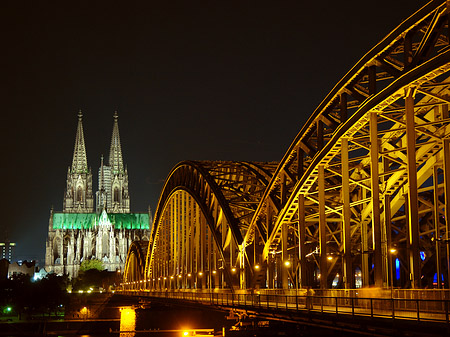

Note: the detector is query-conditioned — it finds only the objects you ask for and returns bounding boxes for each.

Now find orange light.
[327,256,333,261]
[212,270,217,274]
[231,267,237,273]
[198,272,203,277]
[255,265,260,270]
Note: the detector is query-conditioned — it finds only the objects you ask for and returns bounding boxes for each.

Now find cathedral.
[45,112,151,279]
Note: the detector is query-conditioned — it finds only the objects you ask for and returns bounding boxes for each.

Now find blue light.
[433,273,444,284]
[420,251,426,261]
[395,258,400,280]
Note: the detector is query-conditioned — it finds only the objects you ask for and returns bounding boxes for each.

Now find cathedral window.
[77,186,83,202]
[114,187,119,202]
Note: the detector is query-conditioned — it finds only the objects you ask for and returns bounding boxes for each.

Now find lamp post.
[389,248,397,298]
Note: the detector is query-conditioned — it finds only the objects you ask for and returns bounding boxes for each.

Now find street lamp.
[389,248,397,298]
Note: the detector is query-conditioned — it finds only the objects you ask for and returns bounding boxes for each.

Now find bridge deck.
[121,290,450,323]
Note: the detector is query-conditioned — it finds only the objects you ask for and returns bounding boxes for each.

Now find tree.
[79,259,104,272]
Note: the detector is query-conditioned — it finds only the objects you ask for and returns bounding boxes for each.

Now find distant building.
[8,260,35,279]
[0,240,16,262]
[45,112,151,279]
[0,259,9,280]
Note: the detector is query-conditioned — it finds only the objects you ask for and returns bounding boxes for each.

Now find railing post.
[446,300,449,324]
[392,298,395,320]
[335,297,338,315]
[351,297,354,317]
[416,299,420,322]
[286,296,288,311]
[321,296,323,314]
[370,298,373,318]
[296,294,298,311]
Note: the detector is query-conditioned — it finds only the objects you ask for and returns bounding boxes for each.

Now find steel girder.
[243,0,450,290]
[144,161,277,290]
[123,240,148,289]
[126,1,450,291]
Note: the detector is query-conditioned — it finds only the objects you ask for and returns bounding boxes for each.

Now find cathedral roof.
[71,111,88,173]
[109,111,124,174]
[52,212,150,230]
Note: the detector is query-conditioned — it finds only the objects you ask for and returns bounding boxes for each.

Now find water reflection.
[119,306,136,337]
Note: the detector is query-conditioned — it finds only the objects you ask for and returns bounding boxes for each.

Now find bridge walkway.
[121,290,450,324]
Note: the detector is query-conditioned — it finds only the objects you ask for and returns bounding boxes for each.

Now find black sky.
[1,1,427,263]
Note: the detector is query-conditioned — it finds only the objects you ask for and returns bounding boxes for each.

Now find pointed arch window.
[77,186,83,202]
[114,187,119,203]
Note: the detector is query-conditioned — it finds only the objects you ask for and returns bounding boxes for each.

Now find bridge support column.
[342,139,353,289]
[370,111,383,288]
[298,194,308,288]
[282,222,289,289]
[319,165,328,289]
[405,87,421,288]
[443,138,450,288]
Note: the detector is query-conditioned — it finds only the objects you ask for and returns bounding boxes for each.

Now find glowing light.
[188,273,192,277]
[183,331,189,336]
[163,277,167,280]
[198,272,203,277]
[389,248,397,254]
[420,251,426,261]
[284,261,291,267]
[170,276,174,279]
[178,274,182,278]
[231,267,237,273]
[327,256,333,261]
[120,307,136,335]
[212,270,217,274]
[254,265,260,270]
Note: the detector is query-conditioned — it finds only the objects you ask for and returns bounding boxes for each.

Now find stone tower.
[45,111,150,279]
[95,112,130,213]
[63,111,94,213]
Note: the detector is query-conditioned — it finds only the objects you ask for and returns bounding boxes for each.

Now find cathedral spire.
[71,110,88,173]
[109,111,124,174]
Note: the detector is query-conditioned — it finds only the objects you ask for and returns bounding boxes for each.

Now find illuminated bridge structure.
[124,1,450,300]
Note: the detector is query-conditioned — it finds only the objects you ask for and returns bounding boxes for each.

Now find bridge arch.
[125,0,450,292]
[243,0,450,290]
[123,240,148,290]
[144,161,277,291]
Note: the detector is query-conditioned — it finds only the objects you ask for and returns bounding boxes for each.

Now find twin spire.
[72,110,125,174]
[71,111,88,173]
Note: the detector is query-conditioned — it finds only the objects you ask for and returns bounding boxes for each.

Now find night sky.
[2,1,426,263]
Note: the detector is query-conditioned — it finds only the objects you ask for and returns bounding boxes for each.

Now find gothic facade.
[45,112,151,279]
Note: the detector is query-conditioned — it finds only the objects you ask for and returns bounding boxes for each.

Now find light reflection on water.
[119,306,136,337]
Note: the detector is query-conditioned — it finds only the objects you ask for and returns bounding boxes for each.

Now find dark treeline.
[0,274,68,319]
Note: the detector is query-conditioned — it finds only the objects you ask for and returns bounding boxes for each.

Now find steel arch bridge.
[124,0,450,292]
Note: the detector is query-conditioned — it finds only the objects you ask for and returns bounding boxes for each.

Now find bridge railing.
[121,289,450,324]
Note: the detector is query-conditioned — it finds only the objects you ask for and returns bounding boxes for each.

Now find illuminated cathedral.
[45,112,151,279]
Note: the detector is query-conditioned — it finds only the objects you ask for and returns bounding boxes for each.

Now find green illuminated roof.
[52,212,150,230]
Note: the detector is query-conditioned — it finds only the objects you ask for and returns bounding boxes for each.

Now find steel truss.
[143,161,277,291]
[243,0,450,290]
[124,0,450,291]
[123,240,148,289]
